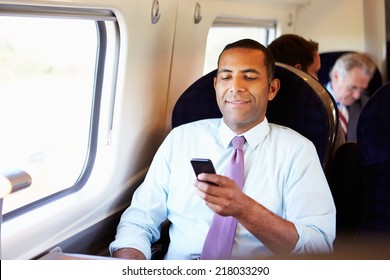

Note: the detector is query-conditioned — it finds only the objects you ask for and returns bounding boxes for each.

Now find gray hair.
[330,52,376,80]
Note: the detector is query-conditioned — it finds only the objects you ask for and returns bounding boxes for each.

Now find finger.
[196,188,225,212]
[194,180,220,197]
[197,173,220,186]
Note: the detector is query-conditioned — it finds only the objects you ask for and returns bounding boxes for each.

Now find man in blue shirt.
[326,52,376,141]
[110,39,336,260]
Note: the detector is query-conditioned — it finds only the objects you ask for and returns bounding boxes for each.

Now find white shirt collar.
[218,117,270,150]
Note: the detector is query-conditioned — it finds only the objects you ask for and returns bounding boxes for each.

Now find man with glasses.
[326,52,376,141]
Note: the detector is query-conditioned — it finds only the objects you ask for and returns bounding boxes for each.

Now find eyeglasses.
[346,85,368,95]
[342,78,368,95]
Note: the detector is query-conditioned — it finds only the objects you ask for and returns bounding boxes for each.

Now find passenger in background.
[109,39,335,260]
[268,33,321,80]
[326,52,376,142]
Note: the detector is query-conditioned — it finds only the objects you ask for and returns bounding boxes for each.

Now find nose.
[230,78,244,94]
[352,90,361,100]
[230,87,243,94]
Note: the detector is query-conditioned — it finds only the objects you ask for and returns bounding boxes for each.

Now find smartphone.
[190,158,216,177]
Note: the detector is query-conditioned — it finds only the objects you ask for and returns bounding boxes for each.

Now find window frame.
[1,5,119,222]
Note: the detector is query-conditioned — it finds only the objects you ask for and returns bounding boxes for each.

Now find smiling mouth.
[226,100,250,104]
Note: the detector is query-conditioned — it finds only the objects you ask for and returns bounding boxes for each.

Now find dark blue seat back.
[318,51,383,97]
[357,82,390,236]
[172,63,337,170]
[172,70,220,128]
[329,142,364,250]
[267,63,337,167]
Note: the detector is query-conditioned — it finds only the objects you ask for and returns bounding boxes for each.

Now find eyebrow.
[218,68,232,74]
[242,68,260,74]
[218,68,260,74]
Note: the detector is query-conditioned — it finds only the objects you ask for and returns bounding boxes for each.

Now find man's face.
[306,52,321,80]
[332,67,371,106]
[214,47,279,134]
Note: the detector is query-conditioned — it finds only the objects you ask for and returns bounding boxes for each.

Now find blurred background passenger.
[326,52,376,141]
[268,33,320,80]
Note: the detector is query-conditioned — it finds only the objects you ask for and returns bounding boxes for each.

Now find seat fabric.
[357,82,390,237]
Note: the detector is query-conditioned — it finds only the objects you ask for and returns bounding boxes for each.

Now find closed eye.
[219,75,232,81]
[244,75,258,80]
[242,69,260,80]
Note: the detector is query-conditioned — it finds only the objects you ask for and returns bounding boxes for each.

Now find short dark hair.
[268,34,319,72]
[218,38,276,82]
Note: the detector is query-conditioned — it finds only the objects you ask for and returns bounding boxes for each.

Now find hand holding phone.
[191,158,218,187]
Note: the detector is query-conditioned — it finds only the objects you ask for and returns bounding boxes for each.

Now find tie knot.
[232,136,245,151]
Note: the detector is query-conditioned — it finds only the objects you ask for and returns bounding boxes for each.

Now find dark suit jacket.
[347,94,369,142]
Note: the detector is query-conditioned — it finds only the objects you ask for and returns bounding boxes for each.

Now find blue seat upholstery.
[172,69,220,128]
[357,82,390,237]
[267,63,338,168]
[318,51,383,97]
[172,63,338,171]
[329,142,364,250]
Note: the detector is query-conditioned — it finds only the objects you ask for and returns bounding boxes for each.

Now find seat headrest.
[268,63,330,164]
[172,69,220,129]
[172,64,333,165]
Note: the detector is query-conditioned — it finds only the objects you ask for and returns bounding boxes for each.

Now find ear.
[268,78,280,101]
[214,76,217,88]
[294,63,302,70]
[332,70,340,82]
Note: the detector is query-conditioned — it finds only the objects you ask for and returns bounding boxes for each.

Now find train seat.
[172,69,221,128]
[173,63,339,170]
[328,142,364,251]
[268,63,339,170]
[317,51,383,97]
[356,82,390,241]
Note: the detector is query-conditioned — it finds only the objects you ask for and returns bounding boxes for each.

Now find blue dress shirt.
[109,118,336,259]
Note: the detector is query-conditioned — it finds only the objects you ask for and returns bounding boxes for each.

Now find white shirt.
[109,118,336,259]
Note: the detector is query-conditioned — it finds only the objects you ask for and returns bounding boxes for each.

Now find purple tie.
[200,136,245,260]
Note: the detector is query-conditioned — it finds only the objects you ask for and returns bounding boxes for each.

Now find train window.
[203,17,277,74]
[0,7,118,219]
